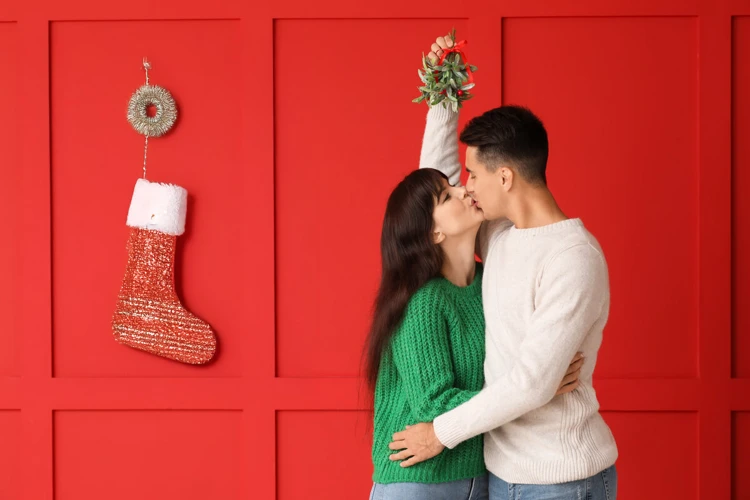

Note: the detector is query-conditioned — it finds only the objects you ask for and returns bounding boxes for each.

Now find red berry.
[457,90,464,96]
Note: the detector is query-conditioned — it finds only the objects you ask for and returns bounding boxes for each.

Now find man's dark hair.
[459,105,549,185]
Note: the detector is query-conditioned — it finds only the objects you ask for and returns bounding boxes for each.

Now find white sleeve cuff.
[433,411,467,450]
[427,103,459,122]
[126,178,188,236]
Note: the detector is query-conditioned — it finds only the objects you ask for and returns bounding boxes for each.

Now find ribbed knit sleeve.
[390,285,479,422]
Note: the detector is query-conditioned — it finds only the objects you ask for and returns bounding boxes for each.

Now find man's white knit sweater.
[419,104,618,484]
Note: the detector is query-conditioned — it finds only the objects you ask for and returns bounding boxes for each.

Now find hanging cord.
[142,135,149,179]
[142,57,151,179]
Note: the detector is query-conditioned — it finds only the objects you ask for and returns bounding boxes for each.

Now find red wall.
[0,0,748,499]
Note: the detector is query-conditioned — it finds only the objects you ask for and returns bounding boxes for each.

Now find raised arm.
[419,105,462,186]
[420,103,490,258]
[418,34,484,256]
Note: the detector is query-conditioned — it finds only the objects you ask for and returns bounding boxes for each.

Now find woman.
[363,168,582,500]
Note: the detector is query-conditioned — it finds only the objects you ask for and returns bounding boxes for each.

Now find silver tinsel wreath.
[127,84,177,137]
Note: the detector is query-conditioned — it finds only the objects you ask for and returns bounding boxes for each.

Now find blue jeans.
[488,465,617,500]
[370,474,489,500]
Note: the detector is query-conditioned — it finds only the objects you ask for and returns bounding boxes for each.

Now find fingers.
[388,440,406,451]
[392,431,406,441]
[560,368,581,388]
[389,450,413,461]
[555,379,580,396]
[400,455,422,468]
[566,358,584,376]
[430,42,442,62]
[566,352,585,375]
[430,35,454,63]
[436,35,453,49]
[555,384,569,396]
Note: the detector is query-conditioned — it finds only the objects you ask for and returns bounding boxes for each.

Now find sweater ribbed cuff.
[434,411,468,450]
[427,103,459,122]
[126,178,188,236]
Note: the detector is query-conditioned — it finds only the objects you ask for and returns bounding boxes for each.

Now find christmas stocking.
[112,178,216,364]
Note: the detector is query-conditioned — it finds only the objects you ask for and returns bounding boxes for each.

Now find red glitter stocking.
[112,179,216,364]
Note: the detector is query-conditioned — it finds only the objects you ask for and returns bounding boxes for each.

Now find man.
[388,34,619,499]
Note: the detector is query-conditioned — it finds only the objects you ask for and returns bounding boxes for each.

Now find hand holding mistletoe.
[413,29,477,111]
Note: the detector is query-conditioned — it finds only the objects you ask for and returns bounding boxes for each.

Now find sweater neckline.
[509,218,584,237]
[439,263,482,297]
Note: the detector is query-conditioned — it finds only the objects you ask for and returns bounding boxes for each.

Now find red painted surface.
[0,1,748,499]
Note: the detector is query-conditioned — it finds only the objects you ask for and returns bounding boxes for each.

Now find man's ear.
[499,166,514,190]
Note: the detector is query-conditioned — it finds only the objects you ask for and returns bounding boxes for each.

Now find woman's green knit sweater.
[372,264,486,484]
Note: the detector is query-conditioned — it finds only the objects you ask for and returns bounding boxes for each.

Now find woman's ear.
[433,230,446,245]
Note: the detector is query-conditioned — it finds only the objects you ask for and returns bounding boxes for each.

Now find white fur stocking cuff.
[126,178,188,236]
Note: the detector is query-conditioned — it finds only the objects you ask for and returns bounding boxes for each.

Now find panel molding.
[0,5,745,500]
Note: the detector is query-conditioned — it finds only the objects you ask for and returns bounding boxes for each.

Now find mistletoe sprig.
[413,29,478,111]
